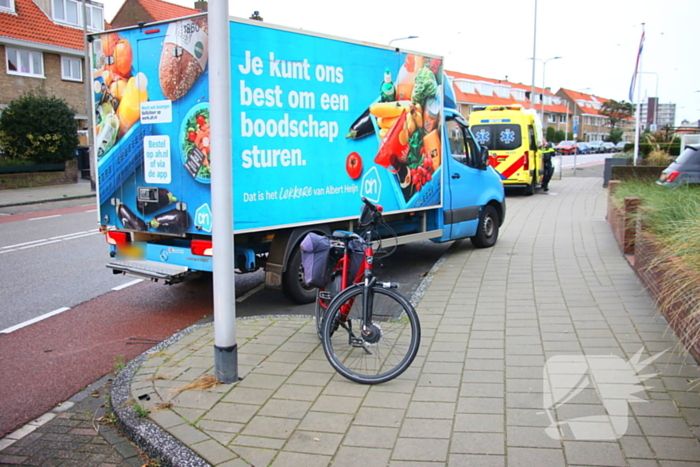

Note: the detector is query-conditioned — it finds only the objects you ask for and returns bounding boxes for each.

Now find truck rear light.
[523,151,529,170]
[191,240,213,256]
[666,171,680,182]
[106,231,128,246]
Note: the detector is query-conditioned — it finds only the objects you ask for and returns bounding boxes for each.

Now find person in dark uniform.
[541,141,555,192]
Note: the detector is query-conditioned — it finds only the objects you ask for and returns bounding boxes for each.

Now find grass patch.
[611,179,700,269]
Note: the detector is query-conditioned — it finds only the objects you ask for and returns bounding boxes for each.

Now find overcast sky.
[104,0,700,125]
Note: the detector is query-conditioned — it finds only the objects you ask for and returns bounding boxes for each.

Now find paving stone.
[453,413,504,433]
[240,415,300,439]
[270,450,332,467]
[343,425,399,449]
[332,446,392,467]
[282,430,343,456]
[507,447,566,467]
[392,437,449,462]
[297,411,354,434]
[563,440,626,466]
[646,436,700,461]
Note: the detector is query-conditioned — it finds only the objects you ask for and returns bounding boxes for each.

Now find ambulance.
[468,105,544,195]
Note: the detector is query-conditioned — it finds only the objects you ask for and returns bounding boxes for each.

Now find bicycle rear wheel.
[321,284,420,384]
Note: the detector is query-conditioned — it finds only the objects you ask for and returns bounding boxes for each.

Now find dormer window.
[52,0,103,30]
[0,0,15,13]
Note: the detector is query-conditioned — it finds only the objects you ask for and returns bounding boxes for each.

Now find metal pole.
[540,62,546,123]
[530,0,537,110]
[81,0,95,191]
[209,0,238,383]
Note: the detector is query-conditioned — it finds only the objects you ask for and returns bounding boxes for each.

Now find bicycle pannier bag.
[300,232,332,288]
[347,238,366,281]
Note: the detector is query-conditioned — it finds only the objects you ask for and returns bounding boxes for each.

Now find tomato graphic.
[346,152,363,179]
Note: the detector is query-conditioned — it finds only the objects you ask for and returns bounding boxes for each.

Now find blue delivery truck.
[88,14,505,304]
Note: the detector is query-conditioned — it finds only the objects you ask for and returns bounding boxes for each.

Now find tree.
[599,99,634,131]
[608,128,624,144]
[545,126,557,143]
[555,129,566,143]
[0,88,78,164]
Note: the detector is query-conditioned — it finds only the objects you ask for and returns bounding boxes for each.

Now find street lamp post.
[528,56,562,125]
[389,36,418,47]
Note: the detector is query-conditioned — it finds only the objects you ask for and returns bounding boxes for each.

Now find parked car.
[555,140,577,155]
[576,142,591,154]
[616,141,631,152]
[601,142,616,153]
[586,140,604,153]
[657,144,700,187]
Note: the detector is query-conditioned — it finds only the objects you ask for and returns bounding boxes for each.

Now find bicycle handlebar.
[361,197,382,213]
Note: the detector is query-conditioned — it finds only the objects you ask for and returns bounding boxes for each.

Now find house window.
[52,0,103,30]
[6,47,44,77]
[87,3,103,30]
[61,57,82,81]
[511,89,526,101]
[0,0,14,13]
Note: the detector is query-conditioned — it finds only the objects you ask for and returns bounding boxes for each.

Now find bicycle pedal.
[379,282,398,289]
[319,291,332,300]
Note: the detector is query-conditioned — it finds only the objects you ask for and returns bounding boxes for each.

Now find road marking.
[1,307,70,334]
[27,215,61,221]
[236,283,264,302]
[112,279,143,291]
[0,229,100,254]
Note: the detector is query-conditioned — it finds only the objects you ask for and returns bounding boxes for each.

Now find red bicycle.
[313,198,421,384]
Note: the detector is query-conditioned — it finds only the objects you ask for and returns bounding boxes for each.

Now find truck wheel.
[471,205,499,248]
[524,178,536,196]
[282,245,316,304]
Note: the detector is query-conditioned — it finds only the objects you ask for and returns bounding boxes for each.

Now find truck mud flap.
[107,260,193,284]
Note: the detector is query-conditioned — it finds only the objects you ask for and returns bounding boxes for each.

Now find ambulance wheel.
[471,205,499,248]
[524,179,536,196]
[282,245,317,304]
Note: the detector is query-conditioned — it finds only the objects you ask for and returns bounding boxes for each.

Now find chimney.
[194,1,208,11]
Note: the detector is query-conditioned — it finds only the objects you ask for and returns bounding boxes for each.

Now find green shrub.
[611,180,700,271]
[0,88,78,164]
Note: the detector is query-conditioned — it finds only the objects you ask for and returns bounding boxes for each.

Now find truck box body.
[90,15,505,301]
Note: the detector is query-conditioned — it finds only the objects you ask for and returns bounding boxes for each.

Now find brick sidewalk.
[112,176,700,466]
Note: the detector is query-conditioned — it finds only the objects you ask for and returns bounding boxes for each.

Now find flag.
[628,26,646,103]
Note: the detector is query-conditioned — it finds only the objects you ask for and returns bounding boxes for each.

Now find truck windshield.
[471,124,522,151]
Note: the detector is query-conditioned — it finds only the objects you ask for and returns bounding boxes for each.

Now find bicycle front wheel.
[321,284,420,384]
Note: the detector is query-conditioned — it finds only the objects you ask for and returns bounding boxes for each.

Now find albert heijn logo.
[360,166,382,204]
[194,203,213,233]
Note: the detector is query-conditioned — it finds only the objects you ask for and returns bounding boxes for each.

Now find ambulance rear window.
[472,124,522,151]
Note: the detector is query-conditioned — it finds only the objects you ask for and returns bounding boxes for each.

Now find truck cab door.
[442,114,489,240]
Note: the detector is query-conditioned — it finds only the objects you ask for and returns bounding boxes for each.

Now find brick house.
[556,88,635,142]
[0,0,105,134]
[446,70,571,136]
[109,0,204,29]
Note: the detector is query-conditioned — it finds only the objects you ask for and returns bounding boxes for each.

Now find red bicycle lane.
[0,277,213,437]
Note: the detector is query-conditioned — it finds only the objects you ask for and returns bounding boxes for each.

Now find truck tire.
[471,205,499,248]
[524,178,536,196]
[282,244,317,304]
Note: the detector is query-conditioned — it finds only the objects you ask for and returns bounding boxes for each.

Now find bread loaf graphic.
[159,17,208,101]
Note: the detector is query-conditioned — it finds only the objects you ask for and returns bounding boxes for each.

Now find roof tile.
[137,0,199,21]
[0,0,84,51]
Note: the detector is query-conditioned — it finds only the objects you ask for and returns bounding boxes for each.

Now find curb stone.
[111,324,212,467]
[110,242,455,466]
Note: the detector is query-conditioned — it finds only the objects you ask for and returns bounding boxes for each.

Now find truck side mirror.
[480,146,489,170]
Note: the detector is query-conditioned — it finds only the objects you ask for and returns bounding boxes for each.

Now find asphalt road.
[0,198,455,436]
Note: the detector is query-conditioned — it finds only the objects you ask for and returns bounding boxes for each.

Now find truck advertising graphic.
[90,15,504,302]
